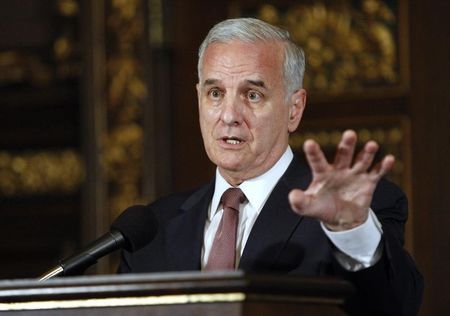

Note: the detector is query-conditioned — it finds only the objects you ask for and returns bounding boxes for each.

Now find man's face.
[197,40,305,185]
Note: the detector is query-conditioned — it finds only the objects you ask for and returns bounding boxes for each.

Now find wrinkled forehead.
[199,40,285,85]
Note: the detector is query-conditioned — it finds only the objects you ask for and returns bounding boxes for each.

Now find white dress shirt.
[201,146,383,271]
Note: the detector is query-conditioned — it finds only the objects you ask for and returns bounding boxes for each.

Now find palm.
[289,130,394,231]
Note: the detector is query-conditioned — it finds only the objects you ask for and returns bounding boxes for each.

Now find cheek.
[199,107,219,137]
[200,103,220,119]
[253,108,288,131]
[252,111,289,144]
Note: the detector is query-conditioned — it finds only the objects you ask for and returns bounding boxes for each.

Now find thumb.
[289,189,311,215]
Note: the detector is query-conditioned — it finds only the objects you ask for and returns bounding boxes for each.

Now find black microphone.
[39,205,158,281]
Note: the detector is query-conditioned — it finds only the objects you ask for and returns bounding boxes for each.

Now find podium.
[0,271,353,315]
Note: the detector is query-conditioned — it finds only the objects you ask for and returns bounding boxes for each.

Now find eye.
[208,88,223,100]
[247,90,262,103]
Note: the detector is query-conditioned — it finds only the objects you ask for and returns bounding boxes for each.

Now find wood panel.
[0,195,80,279]
[0,0,82,279]
[409,1,450,315]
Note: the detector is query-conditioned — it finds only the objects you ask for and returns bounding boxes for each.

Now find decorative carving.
[0,0,83,198]
[104,0,148,219]
[0,0,81,87]
[53,0,82,80]
[0,150,84,196]
[148,0,164,46]
[0,51,52,86]
[232,0,401,94]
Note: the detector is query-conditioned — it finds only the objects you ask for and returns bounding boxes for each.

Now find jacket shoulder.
[372,178,407,213]
[145,182,213,221]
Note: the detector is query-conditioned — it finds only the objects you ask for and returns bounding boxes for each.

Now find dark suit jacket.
[119,157,423,316]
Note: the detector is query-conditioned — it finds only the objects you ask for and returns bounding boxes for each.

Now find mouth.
[222,136,244,145]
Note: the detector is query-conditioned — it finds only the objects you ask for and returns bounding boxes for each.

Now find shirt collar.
[209,147,294,220]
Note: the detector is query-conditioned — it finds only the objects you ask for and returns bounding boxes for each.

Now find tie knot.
[221,188,245,211]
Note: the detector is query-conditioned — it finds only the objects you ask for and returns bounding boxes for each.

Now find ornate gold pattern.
[234,0,399,93]
[57,0,79,17]
[148,0,164,46]
[0,150,84,196]
[104,0,148,219]
[0,51,52,86]
[0,0,81,86]
[54,0,82,79]
[0,0,83,198]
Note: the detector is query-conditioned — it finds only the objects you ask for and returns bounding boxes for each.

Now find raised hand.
[289,130,395,231]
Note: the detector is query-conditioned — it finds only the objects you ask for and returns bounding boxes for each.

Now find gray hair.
[198,18,305,98]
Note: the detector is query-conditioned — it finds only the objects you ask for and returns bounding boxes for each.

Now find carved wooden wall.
[0,0,83,278]
[81,0,168,274]
[0,0,167,277]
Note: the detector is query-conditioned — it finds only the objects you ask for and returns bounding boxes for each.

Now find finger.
[334,130,357,169]
[288,189,312,215]
[352,140,379,173]
[370,154,395,180]
[303,139,330,174]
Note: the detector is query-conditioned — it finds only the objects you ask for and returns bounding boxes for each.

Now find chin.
[215,159,246,173]
[217,161,243,171]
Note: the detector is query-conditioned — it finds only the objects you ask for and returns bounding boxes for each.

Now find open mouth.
[223,136,243,145]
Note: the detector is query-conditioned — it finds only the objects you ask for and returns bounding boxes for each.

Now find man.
[119,18,423,315]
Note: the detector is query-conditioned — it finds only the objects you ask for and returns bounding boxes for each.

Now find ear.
[287,88,307,133]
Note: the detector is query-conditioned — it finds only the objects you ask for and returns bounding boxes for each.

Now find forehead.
[200,40,285,85]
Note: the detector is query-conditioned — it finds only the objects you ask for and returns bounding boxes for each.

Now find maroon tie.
[205,188,246,270]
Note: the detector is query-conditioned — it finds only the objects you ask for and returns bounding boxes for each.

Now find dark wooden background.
[0,1,448,315]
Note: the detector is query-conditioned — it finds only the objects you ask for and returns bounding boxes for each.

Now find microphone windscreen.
[110,205,158,252]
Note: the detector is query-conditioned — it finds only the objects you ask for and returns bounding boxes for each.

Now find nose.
[220,94,243,126]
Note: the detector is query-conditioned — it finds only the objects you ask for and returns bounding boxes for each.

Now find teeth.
[226,139,241,145]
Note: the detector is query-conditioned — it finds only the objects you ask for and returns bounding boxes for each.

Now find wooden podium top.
[0,271,353,315]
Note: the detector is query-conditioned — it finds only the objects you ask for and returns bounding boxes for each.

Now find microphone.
[39,205,158,281]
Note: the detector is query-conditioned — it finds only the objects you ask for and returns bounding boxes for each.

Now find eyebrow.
[203,79,218,86]
[202,78,267,89]
[246,79,266,89]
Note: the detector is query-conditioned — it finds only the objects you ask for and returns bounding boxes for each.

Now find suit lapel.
[163,156,311,272]
[165,182,214,271]
[239,157,312,271]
